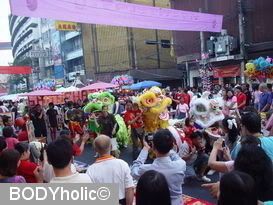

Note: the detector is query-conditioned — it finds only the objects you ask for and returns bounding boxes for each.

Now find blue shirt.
[231,136,273,161]
[131,149,186,205]
[259,92,272,111]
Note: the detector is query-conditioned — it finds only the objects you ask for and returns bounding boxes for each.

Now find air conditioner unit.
[79,70,85,75]
[68,72,76,81]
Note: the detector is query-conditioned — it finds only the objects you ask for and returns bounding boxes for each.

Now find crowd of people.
[0,83,273,205]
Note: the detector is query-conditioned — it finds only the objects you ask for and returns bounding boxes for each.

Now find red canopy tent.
[21,90,61,96]
[20,90,62,106]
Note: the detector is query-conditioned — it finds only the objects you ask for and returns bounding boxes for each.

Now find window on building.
[72,37,81,50]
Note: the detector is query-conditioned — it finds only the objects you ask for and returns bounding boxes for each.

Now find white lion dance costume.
[190,91,224,128]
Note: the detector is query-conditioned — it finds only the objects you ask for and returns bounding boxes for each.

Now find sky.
[0,0,13,66]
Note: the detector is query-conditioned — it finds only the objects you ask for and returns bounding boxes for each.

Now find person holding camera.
[131,129,186,205]
[179,131,211,183]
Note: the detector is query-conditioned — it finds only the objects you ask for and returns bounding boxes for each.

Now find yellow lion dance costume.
[138,87,172,133]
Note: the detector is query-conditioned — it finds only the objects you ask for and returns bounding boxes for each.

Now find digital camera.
[144,133,154,147]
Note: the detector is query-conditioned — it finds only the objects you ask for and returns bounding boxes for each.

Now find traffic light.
[160,40,171,48]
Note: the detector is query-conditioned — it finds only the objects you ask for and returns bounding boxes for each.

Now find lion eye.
[196,104,207,112]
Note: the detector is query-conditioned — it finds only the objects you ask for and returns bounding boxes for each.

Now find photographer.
[179,131,211,183]
[131,129,186,205]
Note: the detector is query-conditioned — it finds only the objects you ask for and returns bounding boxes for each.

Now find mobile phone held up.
[222,140,226,148]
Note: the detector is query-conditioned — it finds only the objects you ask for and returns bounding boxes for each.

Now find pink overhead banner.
[10,0,223,32]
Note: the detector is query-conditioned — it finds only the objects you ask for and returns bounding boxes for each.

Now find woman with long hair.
[136,170,171,205]
[221,117,240,151]
[218,171,257,205]
[234,145,273,201]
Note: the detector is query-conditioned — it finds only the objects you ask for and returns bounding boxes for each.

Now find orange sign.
[213,65,240,78]
[55,21,78,31]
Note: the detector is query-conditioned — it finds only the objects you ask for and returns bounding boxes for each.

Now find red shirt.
[236,92,247,110]
[183,93,191,105]
[72,143,82,156]
[18,130,28,141]
[183,125,197,139]
[175,93,183,101]
[17,160,38,183]
[124,110,143,129]
[175,93,190,105]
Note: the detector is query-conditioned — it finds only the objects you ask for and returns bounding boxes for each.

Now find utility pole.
[238,0,246,83]
[199,8,206,55]
[127,27,138,70]
[91,24,100,73]
[199,8,206,88]
[125,0,138,70]
[153,0,160,70]
[133,39,138,69]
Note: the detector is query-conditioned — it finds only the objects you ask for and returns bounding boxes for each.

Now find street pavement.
[75,144,217,204]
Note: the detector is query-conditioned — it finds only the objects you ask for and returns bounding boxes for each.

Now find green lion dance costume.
[84,91,129,148]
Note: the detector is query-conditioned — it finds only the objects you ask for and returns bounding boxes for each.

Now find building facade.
[172,0,273,87]
[36,19,84,88]
[82,0,182,87]
[9,15,40,85]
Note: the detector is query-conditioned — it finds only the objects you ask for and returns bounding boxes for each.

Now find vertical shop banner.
[51,30,62,66]
[10,0,222,32]
[54,65,65,79]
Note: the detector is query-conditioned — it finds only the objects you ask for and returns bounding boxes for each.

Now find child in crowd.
[0,149,26,183]
[176,98,189,119]
[3,126,18,149]
[183,117,197,139]
[14,142,42,183]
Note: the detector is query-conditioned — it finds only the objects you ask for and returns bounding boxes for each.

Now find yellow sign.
[55,21,78,31]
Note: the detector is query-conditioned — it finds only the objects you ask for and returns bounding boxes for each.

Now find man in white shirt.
[18,99,26,116]
[86,135,134,205]
[0,101,9,113]
[46,138,91,183]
